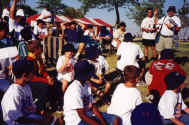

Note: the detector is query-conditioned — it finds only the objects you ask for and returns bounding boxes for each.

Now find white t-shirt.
[38,9,52,23]
[107,84,142,125]
[158,90,187,119]
[33,25,48,36]
[116,42,144,71]
[112,29,126,47]
[9,18,24,41]
[1,84,35,125]
[141,17,156,40]
[2,8,9,18]
[83,30,95,37]
[158,16,181,36]
[56,55,76,82]
[63,80,93,125]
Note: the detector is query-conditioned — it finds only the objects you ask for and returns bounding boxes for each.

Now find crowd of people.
[0,0,188,125]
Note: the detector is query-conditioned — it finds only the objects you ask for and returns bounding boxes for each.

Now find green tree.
[78,0,141,24]
[63,7,84,18]
[127,1,165,26]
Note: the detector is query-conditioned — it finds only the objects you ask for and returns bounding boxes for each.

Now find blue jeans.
[78,112,117,125]
[0,79,10,92]
[162,114,189,125]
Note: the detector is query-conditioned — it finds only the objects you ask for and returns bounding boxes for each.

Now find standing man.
[156,6,181,53]
[141,8,157,62]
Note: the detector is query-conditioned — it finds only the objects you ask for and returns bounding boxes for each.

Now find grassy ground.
[99,40,189,112]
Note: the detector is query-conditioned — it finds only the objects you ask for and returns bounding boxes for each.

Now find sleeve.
[158,16,165,25]
[56,56,63,71]
[116,44,122,56]
[33,26,38,35]
[136,91,143,106]
[43,29,48,35]
[175,17,181,27]
[9,18,15,32]
[138,46,144,59]
[65,85,84,110]
[141,19,146,29]
[83,30,89,36]
[149,62,155,74]
[7,93,24,121]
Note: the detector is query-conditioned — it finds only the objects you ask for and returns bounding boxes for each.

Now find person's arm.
[184,108,189,114]
[76,108,101,125]
[16,117,49,125]
[92,104,108,125]
[10,0,17,19]
[56,57,70,73]
[169,118,184,125]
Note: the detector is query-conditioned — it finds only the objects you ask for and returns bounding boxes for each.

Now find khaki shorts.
[156,35,173,52]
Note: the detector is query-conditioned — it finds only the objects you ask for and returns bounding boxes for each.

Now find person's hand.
[154,8,158,17]
[166,23,173,29]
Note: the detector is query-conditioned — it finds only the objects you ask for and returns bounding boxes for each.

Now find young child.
[1,59,49,125]
[56,44,76,93]
[85,46,110,97]
[33,19,48,40]
[158,71,189,125]
[107,65,143,125]
[63,60,120,125]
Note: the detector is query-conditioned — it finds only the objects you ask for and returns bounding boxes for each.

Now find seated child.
[63,60,120,125]
[1,59,49,125]
[107,65,143,125]
[158,71,189,125]
[85,46,110,97]
[56,44,76,93]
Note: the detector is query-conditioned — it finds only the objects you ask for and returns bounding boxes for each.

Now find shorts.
[142,39,155,46]
[156,35,173,52]
[72,42,80,49]
[78,112,117,125]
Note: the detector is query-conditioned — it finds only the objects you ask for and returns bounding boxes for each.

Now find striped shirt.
[18,41,28,59]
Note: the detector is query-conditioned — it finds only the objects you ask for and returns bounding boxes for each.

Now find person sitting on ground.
[107,65,143,125]
[85,46,110,98]
[148,49,185,98]
[56,44,76,93]
[25,40,54,112]
[63,60,121,125]
[33,19,48,40]
[104,32,145,85]
[98,26,113,52]
[1,59,50,125]
[63,21,85,59]
[158,71,189,125]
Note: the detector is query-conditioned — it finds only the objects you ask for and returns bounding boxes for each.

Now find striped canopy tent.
[26,14,72,26]
[74,17,113,34]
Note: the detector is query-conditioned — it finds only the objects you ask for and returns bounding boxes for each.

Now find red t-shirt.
[148,59,185,96]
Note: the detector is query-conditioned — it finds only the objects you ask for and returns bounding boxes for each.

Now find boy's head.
[147,7,153,17]
[0,22,8,40]
[27,40,43,55]
[164,71,186,90]
[37,19,46,28]
[124,65,140,84]
[85,46,101,60]
[123,32,134,42]
[119,22,126,31]
[74,60,95,82]
[62,44,75,58]
[160,49,174,60]
[167,6,176,17]
[12,59,34,83]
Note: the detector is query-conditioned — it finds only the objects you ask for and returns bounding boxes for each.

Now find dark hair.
[124,65,140,83]
[119,22,126,28]
[20,27,33,41]
[147,7,153,11]
[88,25,93,29]
[12,60,34,78]
[0,22,9,34]
[27,40,42,53]
[37,19,45,25]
